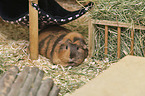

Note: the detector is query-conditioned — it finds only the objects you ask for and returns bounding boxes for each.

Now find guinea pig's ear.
[83,44,88,58]
[81,41,88,58]
[84,48,88,58]
[83,45,87,50]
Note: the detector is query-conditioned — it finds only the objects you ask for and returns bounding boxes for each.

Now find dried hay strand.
[0,20,29,41]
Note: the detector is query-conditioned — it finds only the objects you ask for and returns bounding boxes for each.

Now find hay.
[0,39,110,95]
[89,0,145,61]
[90,0,145,26]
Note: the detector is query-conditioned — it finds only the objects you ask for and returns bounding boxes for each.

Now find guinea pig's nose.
[69,58,74,62]
[69,43,77,59]
[70,53,75,59]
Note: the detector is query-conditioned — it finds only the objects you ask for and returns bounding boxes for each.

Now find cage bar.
[130,29,134,55]
[88,19,145,58]
[117,27,121,59]
[104,25,108,58]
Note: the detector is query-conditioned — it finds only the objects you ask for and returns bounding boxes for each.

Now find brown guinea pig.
[39,26,88,66]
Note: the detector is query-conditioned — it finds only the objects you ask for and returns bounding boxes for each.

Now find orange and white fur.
[39,26,88,66]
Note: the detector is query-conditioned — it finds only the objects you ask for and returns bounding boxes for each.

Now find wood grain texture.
[88,19,95,57]
[117,27,121,59]
[28,70,44,96]
[92,19,145,30]
[49,84,60,96]
[130,29,134,55]
[19,67,39,96]
[29,0,39,60]
[37,78,54,96]
[104,25,108,58]
[8,67,30,96]
[0,66,60,96]
[0,66,19,96]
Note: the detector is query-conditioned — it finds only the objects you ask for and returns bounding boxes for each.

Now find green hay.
[89,0,145,61]
[90,0,145,26]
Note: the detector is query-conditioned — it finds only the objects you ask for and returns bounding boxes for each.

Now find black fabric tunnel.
[0,0,94,30]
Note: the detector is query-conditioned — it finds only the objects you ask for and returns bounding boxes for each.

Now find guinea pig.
[39,26,88,66]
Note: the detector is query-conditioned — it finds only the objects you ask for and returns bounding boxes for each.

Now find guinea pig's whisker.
[68,61,76,65]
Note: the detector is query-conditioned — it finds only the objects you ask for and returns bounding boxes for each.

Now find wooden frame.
[29,0,38,60]
[88,19,145,58]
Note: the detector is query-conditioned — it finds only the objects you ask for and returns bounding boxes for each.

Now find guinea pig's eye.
[65,45,68,49]
[60,44,68,50]
[77,47,79,50]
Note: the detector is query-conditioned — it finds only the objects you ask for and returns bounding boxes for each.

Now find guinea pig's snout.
[70,51,76,59]
[69,58,74,62]
[69,44,77,59]
[68,58,76,66]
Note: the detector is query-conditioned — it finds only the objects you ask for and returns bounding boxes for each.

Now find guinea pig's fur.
[39,26,88,66]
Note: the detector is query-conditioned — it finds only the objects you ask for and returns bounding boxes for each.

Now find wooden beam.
[37,78,54,96]
[130,29,134,55]
[8,67,30,96]
[19,67,39,96]
[88,19,95,57]
[104,25,108,58]
[49,84,60,96]
[117,27,121,59]
[92,19,145,30]
[0,67,19,96]
[28,70,44,96]
[29,0,38,60]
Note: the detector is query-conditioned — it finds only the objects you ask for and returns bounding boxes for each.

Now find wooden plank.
[117,27,121,59]
[92,19,145,30]
[104,25,108,58]
[0,66,19,96]
[49,84,60,96]
[8,67,30,96]
[28,70,44,96]
[19,67,39,96]
[37,78,54,96]
[130,29,134,55]
[0,67,60,96]
[65,56,145,96]
[29,0,39,60]
[88,19,95,57]
[0,73,5,80]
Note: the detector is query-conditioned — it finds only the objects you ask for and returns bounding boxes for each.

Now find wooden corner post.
[88,19,95,57]
[29,0,38,60]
